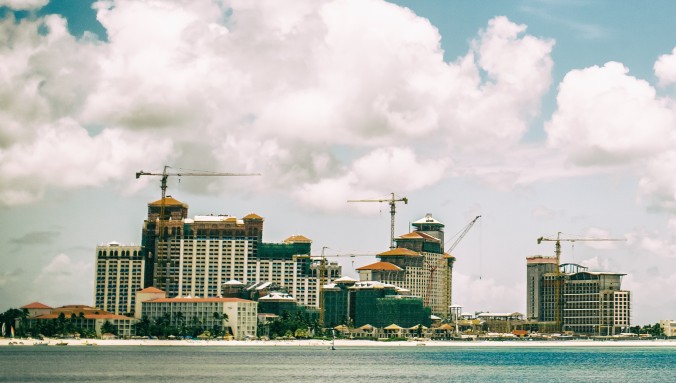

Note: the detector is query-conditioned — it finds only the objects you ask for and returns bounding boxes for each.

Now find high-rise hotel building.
[139,196,341,308]
[356,214,454,318]
[526,257,631,335]
[94,242,145,315]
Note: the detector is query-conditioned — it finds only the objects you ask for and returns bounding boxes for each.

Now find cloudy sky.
[0,0,674,325]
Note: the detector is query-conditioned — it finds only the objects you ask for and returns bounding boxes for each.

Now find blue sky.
[0,0,674,325]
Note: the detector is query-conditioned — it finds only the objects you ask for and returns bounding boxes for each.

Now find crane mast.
[347,193,408,249]
[537,232,625,332]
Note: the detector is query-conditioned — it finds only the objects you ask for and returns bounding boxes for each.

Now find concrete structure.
[140,197,341,309]
[94,242,144,315]
[140,295,257,340]
[526,259,631,335]
[323,279,430,329]
[659,319,676,337]
[258,292,297,316]
[356,214,453,318]
[23,305,135,338]
[526,256,558,321]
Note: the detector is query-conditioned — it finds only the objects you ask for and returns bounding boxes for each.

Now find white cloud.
[655,47,676,87]
[0,0,47,10]
[295,147,448,212]
[32,254,93,305]
[0,1,556,207]
[546,62,676,166]
[452,272,522,314]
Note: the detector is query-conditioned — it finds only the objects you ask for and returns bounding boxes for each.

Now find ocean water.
[1,345,675,383]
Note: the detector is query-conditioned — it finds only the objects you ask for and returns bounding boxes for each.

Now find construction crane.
[537,232,626,332]
[136,165,260,290]
[348,193,408,250]
[425,216,481,317]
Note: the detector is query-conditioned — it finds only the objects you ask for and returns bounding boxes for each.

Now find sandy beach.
[2,338,674,348]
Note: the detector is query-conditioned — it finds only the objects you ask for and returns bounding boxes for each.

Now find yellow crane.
[537,232,625,332]
[348,193,408,249]
[136,165,260,289]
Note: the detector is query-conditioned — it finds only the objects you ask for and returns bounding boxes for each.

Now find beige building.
[141,198,341,309]
[526,260,631,335]
[23,305,135,338]
[94,242,145,315]
[660,320,676,337]
[140,294,258,340]
[357,214,454,318]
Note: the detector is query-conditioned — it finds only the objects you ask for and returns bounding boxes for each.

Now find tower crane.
[348,193,408,250]
[425,216,481,317]
[537,232,626,332]
[135,165,260,290]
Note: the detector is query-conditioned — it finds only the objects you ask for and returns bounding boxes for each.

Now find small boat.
[33,342,49,346]
[55,341,68,346]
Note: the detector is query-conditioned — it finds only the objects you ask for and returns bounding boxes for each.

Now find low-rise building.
[22,305,135,338]
[138,291,257,340]
[660,320,676,337]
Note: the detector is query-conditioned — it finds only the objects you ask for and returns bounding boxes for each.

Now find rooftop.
[148,196,187,207]
[377,248,420,257]
[356,261,403,271]
[21,302,52,309]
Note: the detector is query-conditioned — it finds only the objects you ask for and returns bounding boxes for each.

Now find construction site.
[91,166,634,339]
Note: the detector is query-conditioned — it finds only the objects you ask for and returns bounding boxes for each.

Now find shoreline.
[2,338,675,348]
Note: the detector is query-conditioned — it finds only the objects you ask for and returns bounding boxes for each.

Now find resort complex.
[8,195,672,341]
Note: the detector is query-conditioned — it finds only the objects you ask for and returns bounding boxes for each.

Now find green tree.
[101,320,117,336]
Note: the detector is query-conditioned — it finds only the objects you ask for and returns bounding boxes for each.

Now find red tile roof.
[138,287,165,294]
[356,261,403,271]
[398,232,440,242]
[21,302,52,309]
[377,248,420,257]
[283,235,312,243]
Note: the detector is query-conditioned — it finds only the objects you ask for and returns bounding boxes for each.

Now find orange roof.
[148,297,254,303]
[398,232,440,242]
[443,253,456,259]
[377,248,420,257]
[138,287,165,294]
[148,196,186,206]
[356,261,403,271]
[21,302,52,309]
[243,213,263,220]
[283,235,312,244]
[526,256,557,264]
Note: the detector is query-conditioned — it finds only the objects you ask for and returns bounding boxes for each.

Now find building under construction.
[526,256,631,335]
[356,214,454,318]
[139,196,341,309]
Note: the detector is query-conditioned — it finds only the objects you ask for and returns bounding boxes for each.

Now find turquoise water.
[1,346,675,382]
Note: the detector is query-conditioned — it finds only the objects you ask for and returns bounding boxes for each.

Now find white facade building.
[140,296,258,340]
[94,242,144,315]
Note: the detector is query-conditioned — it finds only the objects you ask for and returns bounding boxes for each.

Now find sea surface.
[1,345,675,383]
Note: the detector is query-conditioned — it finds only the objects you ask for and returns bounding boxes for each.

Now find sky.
[0,0,675,325]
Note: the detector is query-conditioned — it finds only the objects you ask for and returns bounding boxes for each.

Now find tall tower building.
[94,242,144,315]
[526,256,558,321]
[526,258,631,335]
[357,214,453,318]
[140,196,341,309]
[141,196,189,287]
